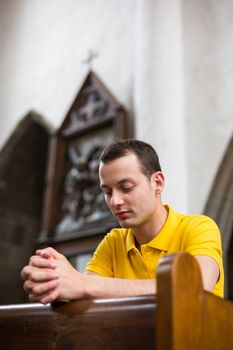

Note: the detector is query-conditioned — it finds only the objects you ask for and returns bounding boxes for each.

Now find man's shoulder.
[175,211,220,236]
[181,212,218,226]
[168,205,220,233]
[170,205,217,225]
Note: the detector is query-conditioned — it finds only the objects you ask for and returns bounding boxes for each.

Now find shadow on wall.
[0,111,51,304]
[204,134,233,299]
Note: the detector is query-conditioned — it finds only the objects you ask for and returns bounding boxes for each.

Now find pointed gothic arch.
[204,135,233,298]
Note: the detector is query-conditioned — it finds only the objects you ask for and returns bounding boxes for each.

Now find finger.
[28,293,40,302]
[36,249,49,258]
[29,286,59,304]
[31,279,59,295]
[24,279,34,293]
[29,256,56,269]
[36,247,61,260]
[24,278,44,293]
[40,289,59,304]
[24,278,58,294]
[21,265,31,280]
[30,269,59,282]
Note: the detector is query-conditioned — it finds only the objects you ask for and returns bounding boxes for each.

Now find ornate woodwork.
[38,71,128,266]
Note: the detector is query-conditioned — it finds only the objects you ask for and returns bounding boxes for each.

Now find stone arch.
[0,111,50,304]
[204,135,233,299]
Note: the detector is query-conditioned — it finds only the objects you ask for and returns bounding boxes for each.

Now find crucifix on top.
[82,49,99,70]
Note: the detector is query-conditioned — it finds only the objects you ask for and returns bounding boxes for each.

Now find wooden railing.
[0,253,233,350]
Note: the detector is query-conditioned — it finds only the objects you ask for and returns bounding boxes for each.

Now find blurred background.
[0,0,232,303]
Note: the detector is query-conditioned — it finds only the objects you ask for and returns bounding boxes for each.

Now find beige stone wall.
[0,0,135,145]
[183,0,233,213]
[0,0,233,214]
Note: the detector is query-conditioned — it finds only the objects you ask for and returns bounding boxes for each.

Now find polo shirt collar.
[126,228,136,253]
[147,205,177,251]
[126,205,177,253]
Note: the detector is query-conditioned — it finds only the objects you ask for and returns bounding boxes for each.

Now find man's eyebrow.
[117,177,135,185]
[100,178,135,189]
[100,184,109,190]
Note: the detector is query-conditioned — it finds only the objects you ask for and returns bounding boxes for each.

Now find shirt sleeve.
[85,232,114,277]
[184,215,224,297]
[184,215,222,263]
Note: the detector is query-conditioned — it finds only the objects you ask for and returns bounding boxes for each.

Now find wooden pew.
[0,253,233,350]
[0,296,156,349]
[157,253,233,350]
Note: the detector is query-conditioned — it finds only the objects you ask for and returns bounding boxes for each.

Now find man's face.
[99,153,162,229]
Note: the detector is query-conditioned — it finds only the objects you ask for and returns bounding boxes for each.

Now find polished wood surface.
[157,253,233,350]
[0,296,156,350]
[1,253,233,350]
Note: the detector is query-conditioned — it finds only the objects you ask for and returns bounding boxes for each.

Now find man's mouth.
[114,210,131,220]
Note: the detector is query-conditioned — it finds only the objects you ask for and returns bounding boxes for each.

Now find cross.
[82,50,98,69]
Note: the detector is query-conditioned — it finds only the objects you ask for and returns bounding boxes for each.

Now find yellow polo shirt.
[85,205,224,297]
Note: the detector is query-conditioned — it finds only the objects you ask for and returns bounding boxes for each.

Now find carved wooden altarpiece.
[38,71,128,270]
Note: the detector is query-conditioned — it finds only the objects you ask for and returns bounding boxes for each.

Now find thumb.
[36,247,62,260]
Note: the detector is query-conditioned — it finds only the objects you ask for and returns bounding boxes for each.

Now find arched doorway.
[204,135,233,299]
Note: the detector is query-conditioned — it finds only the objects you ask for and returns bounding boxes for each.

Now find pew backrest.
[1,253,233,350]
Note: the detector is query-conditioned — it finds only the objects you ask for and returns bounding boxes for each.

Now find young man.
[21,139,224,304]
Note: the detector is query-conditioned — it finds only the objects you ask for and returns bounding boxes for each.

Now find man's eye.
[122,187,133,193]
[104,191,112,196]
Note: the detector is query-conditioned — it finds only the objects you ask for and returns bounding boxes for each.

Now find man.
[21,139,224,304]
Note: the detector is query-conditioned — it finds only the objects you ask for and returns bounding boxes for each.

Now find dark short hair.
[99,139,161,179]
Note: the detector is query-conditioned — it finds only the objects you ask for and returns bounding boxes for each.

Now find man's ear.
[151,171,165,194]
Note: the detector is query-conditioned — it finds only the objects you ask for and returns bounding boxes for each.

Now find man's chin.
[118,219,133,228]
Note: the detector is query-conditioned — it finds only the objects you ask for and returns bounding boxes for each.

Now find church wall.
[134,0,186,212]
[0,0,135,148]
[183,0,233,213]
[0,0,233,215]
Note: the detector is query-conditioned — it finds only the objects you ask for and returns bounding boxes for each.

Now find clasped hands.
[21,247,86,304]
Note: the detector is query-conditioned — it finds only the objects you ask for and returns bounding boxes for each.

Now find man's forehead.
[99,158,145,189]
[99,153,140,169]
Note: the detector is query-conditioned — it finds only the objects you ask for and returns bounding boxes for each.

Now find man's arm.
[21,248,219,304]
[195,255,219,292]
[21,247,156,304]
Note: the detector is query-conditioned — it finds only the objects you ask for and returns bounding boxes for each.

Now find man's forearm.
[82,274,157,299]
[21,247,157,303]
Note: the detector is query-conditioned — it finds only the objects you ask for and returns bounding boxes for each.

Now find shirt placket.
[129,247,151,278]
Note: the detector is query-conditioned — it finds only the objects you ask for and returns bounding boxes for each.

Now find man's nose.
[109,191,124,208]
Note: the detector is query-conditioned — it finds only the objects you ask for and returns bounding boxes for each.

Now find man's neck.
[133,205,168,245]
